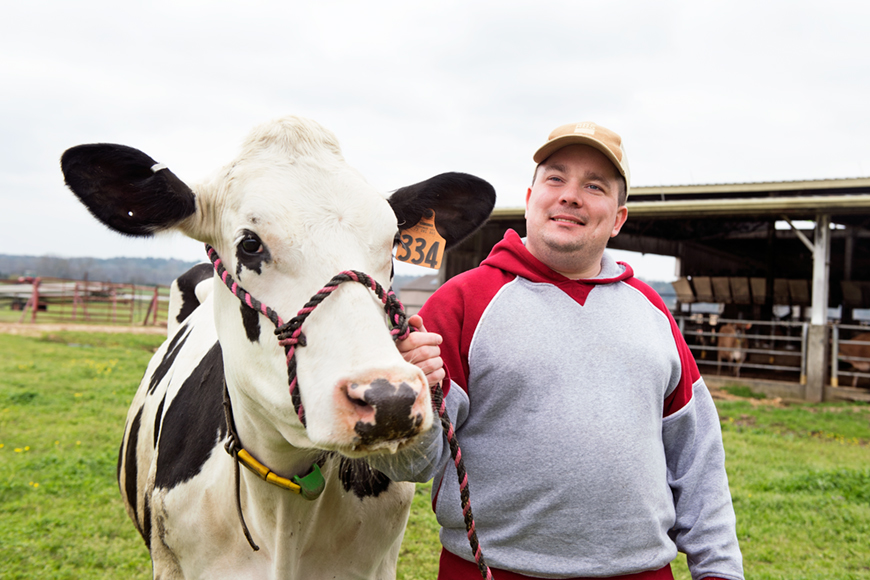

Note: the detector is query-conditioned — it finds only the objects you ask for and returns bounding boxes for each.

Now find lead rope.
[206,244,492,579]
[222,378,260,551]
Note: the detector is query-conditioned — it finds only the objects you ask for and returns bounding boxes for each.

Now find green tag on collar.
[293,463,326,500]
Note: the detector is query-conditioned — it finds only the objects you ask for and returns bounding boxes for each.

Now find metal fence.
[677,314,870,388]
[831,324,870,387]
[0,277,168,326]
[676,315,808,382]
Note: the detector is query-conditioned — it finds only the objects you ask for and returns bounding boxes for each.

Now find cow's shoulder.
[168,263,214,335]
[154,341,227,490]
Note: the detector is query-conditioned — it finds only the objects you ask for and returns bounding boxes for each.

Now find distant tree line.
[0,254,201,286]
[0,254,678,299]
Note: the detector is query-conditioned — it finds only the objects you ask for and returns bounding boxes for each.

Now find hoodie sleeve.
[664,380,744,580]
[627,278,744,579]
[368,383,469,483]
[661,318,744,580]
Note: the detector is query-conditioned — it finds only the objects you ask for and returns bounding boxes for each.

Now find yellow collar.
[236,449,325,500]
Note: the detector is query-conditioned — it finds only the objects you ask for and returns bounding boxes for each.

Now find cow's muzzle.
[343,377,428,447]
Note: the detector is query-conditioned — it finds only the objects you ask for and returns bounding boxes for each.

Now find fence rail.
[677,316,809,382]
[0,277,169,326]
[678,314,870,389]
[831,324,870,387]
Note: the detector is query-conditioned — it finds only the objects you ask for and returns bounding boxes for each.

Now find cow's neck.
[226,379,320,481]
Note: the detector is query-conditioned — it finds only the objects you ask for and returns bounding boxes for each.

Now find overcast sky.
[2,0,867,281]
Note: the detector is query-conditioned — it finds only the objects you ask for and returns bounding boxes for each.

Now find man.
[380,122,744,580]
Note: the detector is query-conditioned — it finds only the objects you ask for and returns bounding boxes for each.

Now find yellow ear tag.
[395,211,446,269]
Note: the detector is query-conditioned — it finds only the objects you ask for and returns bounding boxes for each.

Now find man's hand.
[398,314,445,387]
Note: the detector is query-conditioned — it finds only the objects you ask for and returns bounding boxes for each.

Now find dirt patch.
[0,322,167,337]
[709,387,788,408]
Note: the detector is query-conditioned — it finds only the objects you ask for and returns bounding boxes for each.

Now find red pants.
[437,548,675,580]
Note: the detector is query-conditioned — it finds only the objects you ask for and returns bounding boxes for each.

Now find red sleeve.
[418,266,515,397]
[625,277,700,417]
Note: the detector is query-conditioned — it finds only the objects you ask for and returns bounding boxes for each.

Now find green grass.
[2,332,869,579]
[0,331,161,579]
[722,383,768,399]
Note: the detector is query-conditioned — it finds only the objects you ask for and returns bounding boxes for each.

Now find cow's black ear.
[61,143,197,237]
[388,172,496,249]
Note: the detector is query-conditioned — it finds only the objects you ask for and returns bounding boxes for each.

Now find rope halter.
[206,244,411,428]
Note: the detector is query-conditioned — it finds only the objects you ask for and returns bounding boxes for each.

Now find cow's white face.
[61,115,495,465]
[194,129,429,455]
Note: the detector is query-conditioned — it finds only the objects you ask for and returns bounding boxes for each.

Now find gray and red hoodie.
[374,230,743,580]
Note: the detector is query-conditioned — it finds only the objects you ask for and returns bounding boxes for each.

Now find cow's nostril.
[347,393,369,408]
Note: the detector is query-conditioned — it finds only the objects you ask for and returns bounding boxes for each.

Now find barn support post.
[805,214,831,402]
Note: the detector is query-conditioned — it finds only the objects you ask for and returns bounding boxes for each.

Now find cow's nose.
[344,378,426,445]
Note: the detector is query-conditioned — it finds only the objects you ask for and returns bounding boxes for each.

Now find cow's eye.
[239,235,263,255]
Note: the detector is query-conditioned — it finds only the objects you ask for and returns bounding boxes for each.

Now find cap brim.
[533,135,625,178]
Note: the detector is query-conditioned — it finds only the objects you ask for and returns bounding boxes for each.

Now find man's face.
[524,144,628,279]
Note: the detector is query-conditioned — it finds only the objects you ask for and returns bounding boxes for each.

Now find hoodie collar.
[480,229,633,305]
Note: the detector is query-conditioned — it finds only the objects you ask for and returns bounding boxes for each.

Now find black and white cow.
[61,116,495,579]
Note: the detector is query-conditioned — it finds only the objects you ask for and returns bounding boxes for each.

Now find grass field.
[1,331,869,579]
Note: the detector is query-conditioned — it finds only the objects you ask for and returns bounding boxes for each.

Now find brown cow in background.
[717,323,752,377]
[839,331,870,387]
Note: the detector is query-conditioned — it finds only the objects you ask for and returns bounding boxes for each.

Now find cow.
[60,116,496,579]
[166,262,214,336]
[838,331,870,387]
[716,322,752,377]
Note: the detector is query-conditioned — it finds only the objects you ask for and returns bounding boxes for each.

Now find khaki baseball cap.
[533,121,631,193]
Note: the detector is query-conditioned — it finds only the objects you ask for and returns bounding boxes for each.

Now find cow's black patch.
[142,493,152,551]
[154,342,227,490]
[354,379,421,445]
[173,263,213,325]
[124,405,145,541]
[116,421,124,486]
[338,457,392,499]
[148,327,190,395]
[240,302,261,343]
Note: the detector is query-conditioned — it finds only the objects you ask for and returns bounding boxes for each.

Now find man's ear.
[61,143,197,237]
[610,205,629,238]
[524,187,533,219]
[388,172,495,249]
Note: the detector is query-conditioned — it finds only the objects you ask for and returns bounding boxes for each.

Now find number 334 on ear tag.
[395,211,446,269]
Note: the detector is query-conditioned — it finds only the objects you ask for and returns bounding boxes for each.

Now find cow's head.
[61,116,495,458]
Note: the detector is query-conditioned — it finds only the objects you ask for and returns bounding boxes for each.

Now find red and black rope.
[431,384,492,579]
[206,244,492,579]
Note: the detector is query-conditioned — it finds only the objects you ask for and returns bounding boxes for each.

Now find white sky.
[2,0,868,281]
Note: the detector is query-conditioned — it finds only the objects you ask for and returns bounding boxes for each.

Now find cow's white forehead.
[237,115,344,163]
[194,116,397,289]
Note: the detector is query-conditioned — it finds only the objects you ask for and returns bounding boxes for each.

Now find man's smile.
[550,214,585,225]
